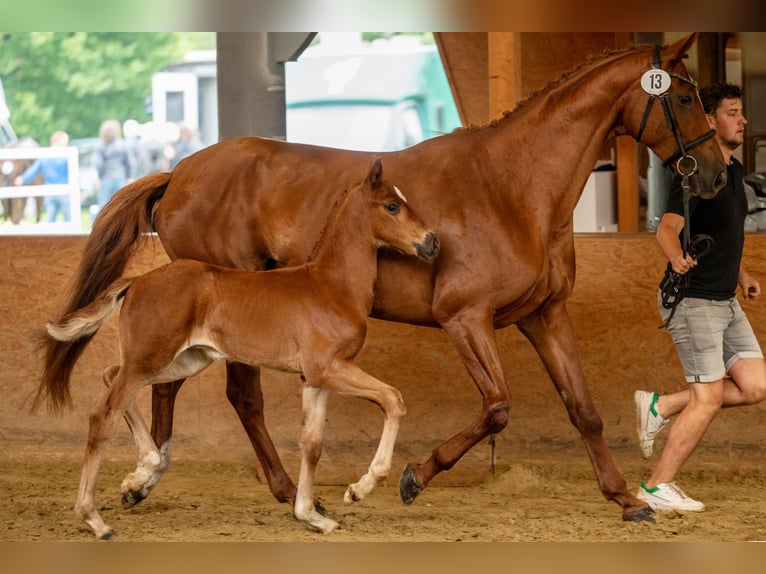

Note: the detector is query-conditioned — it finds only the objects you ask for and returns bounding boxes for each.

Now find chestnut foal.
[45,159,439,538]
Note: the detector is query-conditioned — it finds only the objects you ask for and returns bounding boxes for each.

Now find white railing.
[0,145,82,233]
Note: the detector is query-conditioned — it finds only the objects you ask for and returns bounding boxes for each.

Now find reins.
[658,169,714,329]
[633,45,718,329]
[657,154,715,329]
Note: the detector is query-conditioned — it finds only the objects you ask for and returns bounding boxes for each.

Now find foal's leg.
[399,306,510,504]
[116,379,184,508]
[294,385,338,533]
[75,370,137,539]
[318,361,406,504]
[225,362,299,505]
[145,364,302,508]
[99,365,164,508]
[517,304,654,522]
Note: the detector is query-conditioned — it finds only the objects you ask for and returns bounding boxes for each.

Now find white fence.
[0,145,82,233]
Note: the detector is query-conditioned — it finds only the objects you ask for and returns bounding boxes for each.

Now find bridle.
[635,45,716,173]
[637,45,717,329]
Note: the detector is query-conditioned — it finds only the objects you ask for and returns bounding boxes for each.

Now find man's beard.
[724,136,743,151]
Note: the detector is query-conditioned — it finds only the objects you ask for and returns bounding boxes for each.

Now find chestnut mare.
[43,159,440,538]
[40,34,726,524]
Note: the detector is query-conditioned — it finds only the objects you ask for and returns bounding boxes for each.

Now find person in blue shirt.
[15,130,70,222]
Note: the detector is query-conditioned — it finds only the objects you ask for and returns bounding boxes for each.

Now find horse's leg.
[112,379,185,507]
[399,306,511,504]
[75,368,136,539]
[294,385,338,533]
[225,362,299,505]
[11,197,25,224]
[35,196,43,223]
[517,303,654,522]
[97,365,163,508]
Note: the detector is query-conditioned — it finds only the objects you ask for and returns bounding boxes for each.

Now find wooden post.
[616,136,639,232]
[434,33,489,126]
[488,32,522,121]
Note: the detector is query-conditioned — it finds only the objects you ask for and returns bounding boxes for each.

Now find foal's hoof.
[623,505,655,523]
[121,490,146,509]
[398,464,423,505]
[99,529,117,540]
[345,486,361,504]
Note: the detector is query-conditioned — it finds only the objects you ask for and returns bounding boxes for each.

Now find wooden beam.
[616,136,639,232]
[434,33,489,126]
[488,32,522,120]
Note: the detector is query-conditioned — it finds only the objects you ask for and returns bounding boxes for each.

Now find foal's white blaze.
[394,186,407,203]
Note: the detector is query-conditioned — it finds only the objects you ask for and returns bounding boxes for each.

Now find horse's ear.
[667,33,697,60]
[366,158,383,188]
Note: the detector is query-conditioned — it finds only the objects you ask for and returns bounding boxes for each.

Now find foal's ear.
[366,158,383,188]
[667,33,697,61]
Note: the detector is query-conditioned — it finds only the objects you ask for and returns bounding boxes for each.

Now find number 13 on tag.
[641,69,671,95]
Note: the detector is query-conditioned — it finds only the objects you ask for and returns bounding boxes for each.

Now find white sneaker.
[634,390,668,458]
[636,481,705,512]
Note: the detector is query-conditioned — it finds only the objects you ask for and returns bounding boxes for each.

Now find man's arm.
[656,211,697,274]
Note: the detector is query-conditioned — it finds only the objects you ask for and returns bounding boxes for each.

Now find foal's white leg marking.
[120,401,166,505]
[101,366,165,506]
[117,347,215,504]
[393,185,408,203]
[338,363,406,504]
[294,385,338,533]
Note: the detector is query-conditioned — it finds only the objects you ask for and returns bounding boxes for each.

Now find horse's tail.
[36,172,170,412]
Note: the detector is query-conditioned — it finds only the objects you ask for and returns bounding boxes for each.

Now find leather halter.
[635,45,716,172]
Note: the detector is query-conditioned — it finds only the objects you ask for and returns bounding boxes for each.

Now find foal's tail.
[46,278,133,343]
[36,172,170,412]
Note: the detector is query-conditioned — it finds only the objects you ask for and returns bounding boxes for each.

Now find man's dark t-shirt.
[661,158,746,300]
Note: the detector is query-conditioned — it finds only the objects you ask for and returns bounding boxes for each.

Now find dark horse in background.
[1,137,43,224]
[40,34,726,522]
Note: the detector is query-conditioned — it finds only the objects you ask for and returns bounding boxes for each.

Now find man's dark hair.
[699,83,743,115]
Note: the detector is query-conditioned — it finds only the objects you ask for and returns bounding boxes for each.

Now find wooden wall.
[3,233,766,486]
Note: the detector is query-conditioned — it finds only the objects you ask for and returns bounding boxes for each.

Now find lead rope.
[659,166,714,329]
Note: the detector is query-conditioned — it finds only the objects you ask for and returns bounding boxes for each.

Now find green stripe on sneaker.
[641,482,659,493]
[649,393,659,417]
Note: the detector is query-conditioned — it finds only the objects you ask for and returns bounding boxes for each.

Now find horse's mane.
[306,183,353,263]
[458,42,661,132]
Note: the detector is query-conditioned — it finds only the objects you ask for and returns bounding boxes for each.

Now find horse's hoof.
[623,505,655,523]
[398,464,423,505]
[99,529,117,540]
[345,486,360,504]
[121,490,145,509]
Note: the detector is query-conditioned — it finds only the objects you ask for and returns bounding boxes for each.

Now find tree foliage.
[0,33,213,143]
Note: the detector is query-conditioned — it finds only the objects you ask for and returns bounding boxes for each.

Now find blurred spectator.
[169,124,204,170]
[93,119,136,213]
[14,130,70,222]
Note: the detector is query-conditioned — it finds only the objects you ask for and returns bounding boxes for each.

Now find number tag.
[641,69,671,95]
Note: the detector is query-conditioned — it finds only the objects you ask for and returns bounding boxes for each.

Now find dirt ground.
[5,236,766,548]
[4,445,766,543]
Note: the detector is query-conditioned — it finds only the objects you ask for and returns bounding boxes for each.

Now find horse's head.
[627,33,727,199]
[362,158,439,262]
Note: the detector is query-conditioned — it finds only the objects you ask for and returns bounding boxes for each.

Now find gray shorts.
[658,291,764,383]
